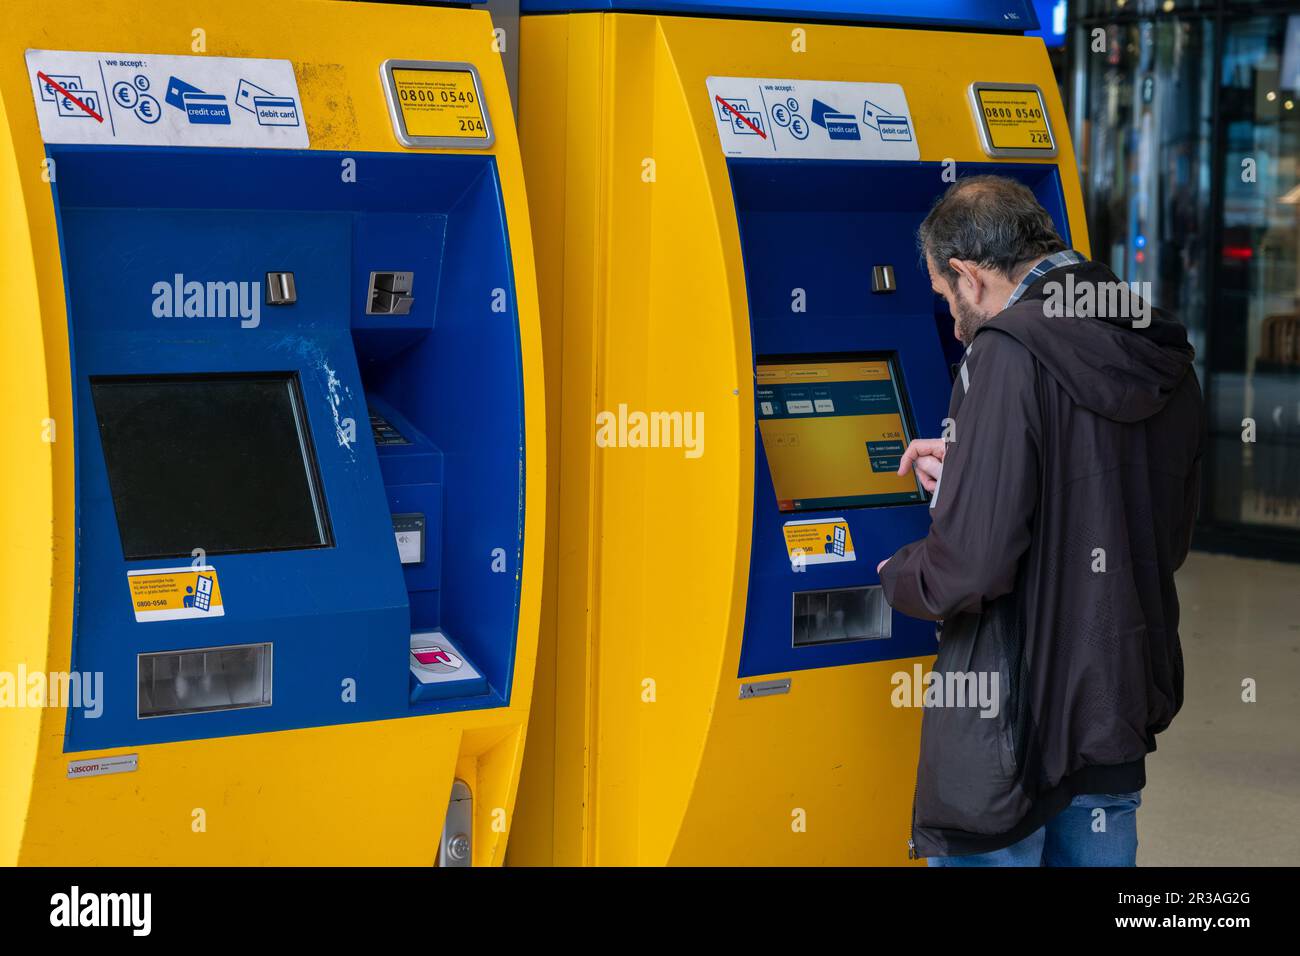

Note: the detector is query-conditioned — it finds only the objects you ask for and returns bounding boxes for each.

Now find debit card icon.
[876,116,912,142]
[253,96,300,127]
[234,78,272,113]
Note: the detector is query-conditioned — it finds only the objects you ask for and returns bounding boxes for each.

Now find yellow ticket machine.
[0,0,544,865]
[512,0,1088,864]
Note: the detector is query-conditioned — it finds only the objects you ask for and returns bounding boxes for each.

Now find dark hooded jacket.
[880,258,1204,858]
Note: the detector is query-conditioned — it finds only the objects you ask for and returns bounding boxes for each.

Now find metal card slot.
[792,585,891,647]
[137,643,272,718]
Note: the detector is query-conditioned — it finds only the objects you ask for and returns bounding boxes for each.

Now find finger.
[897,439,929,475]
[915,456,943,482]
[897,447,918,476]
[899,438,945,475]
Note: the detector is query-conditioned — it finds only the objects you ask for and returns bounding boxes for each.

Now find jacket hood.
[980,260,1195,424]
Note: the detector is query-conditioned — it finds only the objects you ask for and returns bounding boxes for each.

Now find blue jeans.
[927,791,1141,867]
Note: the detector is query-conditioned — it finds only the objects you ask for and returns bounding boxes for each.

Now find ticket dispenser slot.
[729,159,1072,678]
[51,147,526,750]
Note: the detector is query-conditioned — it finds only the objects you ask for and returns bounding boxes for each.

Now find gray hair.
[917,175,1066,285]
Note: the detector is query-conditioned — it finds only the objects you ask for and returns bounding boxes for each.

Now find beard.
[951,290,997,345]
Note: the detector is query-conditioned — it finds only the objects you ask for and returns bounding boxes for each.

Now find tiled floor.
[1140,551,1300,866]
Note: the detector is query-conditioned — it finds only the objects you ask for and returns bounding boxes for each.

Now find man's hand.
[878,438,947,575]
[897,437,947,492]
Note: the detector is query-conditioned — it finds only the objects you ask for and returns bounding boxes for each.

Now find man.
[878,175,1204,866]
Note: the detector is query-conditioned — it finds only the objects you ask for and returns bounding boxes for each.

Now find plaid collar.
[955,249,1089,377]
[1005,249,1088,309]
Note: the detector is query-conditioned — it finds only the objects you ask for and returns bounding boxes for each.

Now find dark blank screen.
[91,374,331,560]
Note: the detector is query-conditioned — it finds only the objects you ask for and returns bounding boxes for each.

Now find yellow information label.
[782,518,856,567]
[974,88,1054,151]
[391,68,488,140]
[127,565,224,623]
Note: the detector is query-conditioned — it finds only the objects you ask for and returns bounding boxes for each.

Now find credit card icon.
[182,91,231,125]
[823,112,861,141]
[165,75,203,110]
[253,95,300,127]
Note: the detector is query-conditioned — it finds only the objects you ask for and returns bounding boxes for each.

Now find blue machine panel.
[519,1,1039,32]
[729,160,1070,678]
[51,146,526,750]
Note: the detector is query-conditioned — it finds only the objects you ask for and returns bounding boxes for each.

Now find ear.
[947,258,981,293]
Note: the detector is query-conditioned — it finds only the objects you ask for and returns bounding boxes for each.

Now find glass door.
[1210,14,1300,531]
